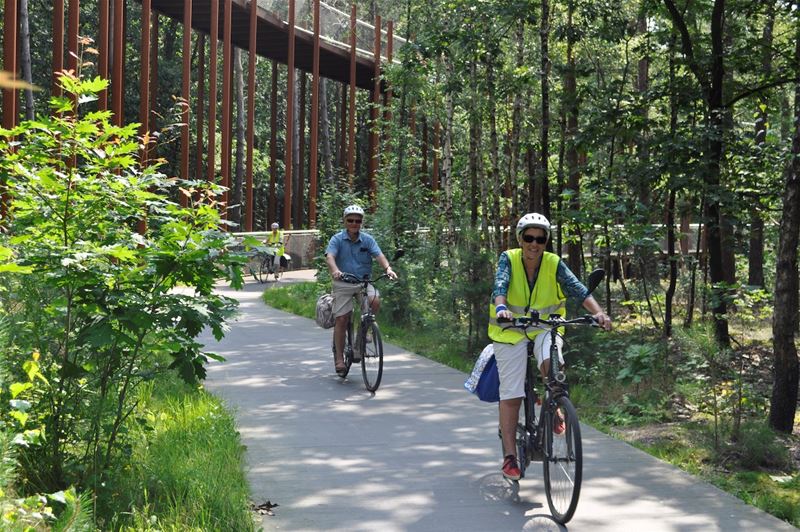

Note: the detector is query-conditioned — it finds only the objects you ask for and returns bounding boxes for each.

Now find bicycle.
[331,271,392,392]
[497,268,604,524]
[248,246,279,283]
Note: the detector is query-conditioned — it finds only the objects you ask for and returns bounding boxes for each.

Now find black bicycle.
[331,272,392,392]
[497,269,604,524]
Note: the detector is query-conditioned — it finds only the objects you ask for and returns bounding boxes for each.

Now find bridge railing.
[258,0,406,62]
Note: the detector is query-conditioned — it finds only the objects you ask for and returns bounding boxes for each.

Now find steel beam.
[284,0,296,229]
[309,0,320,228]
[180,0,193,207]
[245,0,257,230]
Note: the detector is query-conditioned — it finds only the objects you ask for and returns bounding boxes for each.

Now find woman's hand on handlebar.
[592,311,612,331]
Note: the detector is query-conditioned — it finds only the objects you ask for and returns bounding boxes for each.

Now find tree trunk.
[486,58,502,253]
[564,0,582,276]
[468,59,480,226]
[537,0,549,219]
[665,34,679,338]
[232,48,245,228]
[749,7,774,288]
[768,15,800,434]
[319,78,333,182]
[20,0,34,119]
[663,0,730,346]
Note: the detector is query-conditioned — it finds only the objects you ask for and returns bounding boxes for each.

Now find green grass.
[107,377,255,531]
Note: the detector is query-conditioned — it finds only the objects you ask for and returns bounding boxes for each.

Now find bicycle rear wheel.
[360,322,383,392]
[542,395,582,524]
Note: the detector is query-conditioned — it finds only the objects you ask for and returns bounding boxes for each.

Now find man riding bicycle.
[325,205,397,376]
[490,212,612,481]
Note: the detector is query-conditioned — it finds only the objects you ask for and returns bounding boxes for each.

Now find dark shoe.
[335,361,347,376]
[502,455,521,481]
[553,409,566,435]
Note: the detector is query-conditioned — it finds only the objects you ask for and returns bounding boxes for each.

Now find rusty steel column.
[98,0,109,109]
[1,0,18,223]
[245,0,257,231]
[368,15,381,210]
[297,73,306,228]
[221,0,232,222]
[53,0,64,96]
[309,0,320,228]
[67,0,79,75]
[269,61,278,227]
[180,0,192,207]
[112,0,124,126]
[139,0,151,164]
[338,84,346,169]
[284,0,296,229]
[207,0,218,184]
[347,4,356,181]
[195,36,206,184]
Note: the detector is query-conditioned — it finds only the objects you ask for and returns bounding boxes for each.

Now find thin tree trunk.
[564,0,582,276]
[319,78,333,182]
[665,34,679,338]
[538,0,550,219]
[487,58,502,253]
[20,0,34,119]
[469,59,480,226]
[749,6,774,287]
[768,13,800,434]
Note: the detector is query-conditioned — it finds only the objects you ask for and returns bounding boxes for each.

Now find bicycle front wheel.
[360,322,383,392]
[255,257,269,283]
[542,395,582,524]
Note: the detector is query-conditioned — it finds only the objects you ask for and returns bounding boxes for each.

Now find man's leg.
[333,312,350,368]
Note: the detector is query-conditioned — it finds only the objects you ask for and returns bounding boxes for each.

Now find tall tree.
[768,8,800,434]
[663,0,731,346]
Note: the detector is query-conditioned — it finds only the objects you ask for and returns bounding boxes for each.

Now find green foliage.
[0,71,243,502]
[617,343,659,385]
[107,379,255,532]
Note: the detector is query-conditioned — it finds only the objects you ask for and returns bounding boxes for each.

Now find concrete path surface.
[200,271,796,532]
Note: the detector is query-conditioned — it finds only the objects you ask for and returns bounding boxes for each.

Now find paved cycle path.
[200,272,796,532]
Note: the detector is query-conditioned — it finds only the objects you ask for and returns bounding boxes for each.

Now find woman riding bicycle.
[491,212,612,481]
[325,205,397,376]
[265,222,290,275]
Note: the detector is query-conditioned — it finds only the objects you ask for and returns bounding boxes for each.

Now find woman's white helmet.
[516,212,551,239]
[271,222,279,229]
[343,204,365,219]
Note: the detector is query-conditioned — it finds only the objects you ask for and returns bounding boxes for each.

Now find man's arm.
[326,253,342,280]
[375,253,397,280]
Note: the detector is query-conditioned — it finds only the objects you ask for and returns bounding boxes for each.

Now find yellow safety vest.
[488,249,566,344]
[266,231,285,256]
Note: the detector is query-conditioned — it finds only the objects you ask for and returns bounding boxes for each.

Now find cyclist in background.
[265,222,290,275]
[490,212,612,481]
[325,205,397,375]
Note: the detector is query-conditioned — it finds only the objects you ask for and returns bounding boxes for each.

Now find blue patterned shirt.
[492,251,589,303]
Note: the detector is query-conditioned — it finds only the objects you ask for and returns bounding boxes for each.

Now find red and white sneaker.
[502,455,521,480]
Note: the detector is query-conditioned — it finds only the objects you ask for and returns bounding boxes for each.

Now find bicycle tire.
[255,256,269,284]
[360,321,383,392]
[331,320,353,378]
[542,395,582,524]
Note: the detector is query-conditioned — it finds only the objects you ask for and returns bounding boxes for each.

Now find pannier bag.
[315,293,336,329]
[464,343,500,403]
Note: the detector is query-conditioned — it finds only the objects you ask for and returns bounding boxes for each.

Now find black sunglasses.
[345,218,363,224]
[522,234,547,244]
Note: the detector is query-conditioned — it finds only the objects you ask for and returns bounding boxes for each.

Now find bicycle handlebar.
[497,313,599,329]
[339,272,394,285]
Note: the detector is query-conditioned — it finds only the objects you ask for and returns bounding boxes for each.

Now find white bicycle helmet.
[516,212,551,239]
[271,222,279,229]
[343,204,365,220]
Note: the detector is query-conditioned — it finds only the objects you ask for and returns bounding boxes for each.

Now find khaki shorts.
[494,333,564,400]
[332,280,378,317]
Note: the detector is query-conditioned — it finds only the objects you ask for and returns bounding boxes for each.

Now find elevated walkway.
[151,0,405,89]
